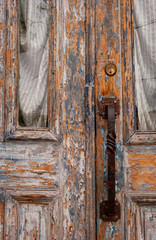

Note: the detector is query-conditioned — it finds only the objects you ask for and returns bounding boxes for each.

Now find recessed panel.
[125,198,156,240]
[5,194,54,240]
[145,211,156,240]
[0,142,60,190]
[19,204,51,240]
[124,145,156,192]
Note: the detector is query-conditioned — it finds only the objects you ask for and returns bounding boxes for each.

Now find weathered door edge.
[0,0,6,142]
[121,0,136,142]
[85,0,96,239]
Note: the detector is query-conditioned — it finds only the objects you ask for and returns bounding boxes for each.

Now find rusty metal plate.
[100,200,120,222]
[98,97,120,119]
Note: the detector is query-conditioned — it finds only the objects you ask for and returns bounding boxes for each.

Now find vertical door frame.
[85,0,96,239]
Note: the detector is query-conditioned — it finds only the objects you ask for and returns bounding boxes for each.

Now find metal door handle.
[98,97,120,222]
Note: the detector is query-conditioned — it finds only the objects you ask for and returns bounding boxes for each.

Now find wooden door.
[0,0,156,239]
[95,0,156,239]
[0,0,96,239]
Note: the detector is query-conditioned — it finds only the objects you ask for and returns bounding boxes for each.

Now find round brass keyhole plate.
[105,63,117,76]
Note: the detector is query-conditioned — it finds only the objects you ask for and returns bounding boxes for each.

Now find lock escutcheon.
[105,63,117,76]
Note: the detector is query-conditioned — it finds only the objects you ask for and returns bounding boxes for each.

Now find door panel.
[125,196,156,240]
[0,142,59,190]
[5,192,54,240]
[95,0,156,239]
[0,142,61,239]
[121,0,156,239]
[124,145,156,240]
[0,0,88,239]
[124,145,156,192]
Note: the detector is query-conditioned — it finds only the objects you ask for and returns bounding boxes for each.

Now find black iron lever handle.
[98,97,120,222]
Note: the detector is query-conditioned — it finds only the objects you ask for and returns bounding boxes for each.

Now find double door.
[0,0,155,239]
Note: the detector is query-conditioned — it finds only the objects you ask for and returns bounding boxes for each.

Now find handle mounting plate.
[100,200,120,222]
[98,97,120,119]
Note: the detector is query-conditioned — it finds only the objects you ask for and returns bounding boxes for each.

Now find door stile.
[85,0,96,239]
[57,0,87,238]
[121,0,136,143]
[0,0,6,142]
[95,0,123,239]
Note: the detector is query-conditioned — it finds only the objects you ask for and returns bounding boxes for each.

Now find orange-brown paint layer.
[125,145,156,192]
[95,0,122,239]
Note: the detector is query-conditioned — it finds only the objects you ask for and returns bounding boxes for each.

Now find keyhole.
[105,63,117,76]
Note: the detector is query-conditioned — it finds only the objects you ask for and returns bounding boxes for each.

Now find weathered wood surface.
[1,0,156,239]
[58,0,86,237]
[0,0,88,239]
[126,132,156,145]
[124,145,156,193]
[124,194,156,240]
[124,143,156,240]
[0,142,60,189]
[5,0,19,137]
[95,0,123,239]
[85,0,96,239]
[0,0,5,142]
[121,0,136,142]
[121,0,156,238]
[5,192,55,239]
[0,141,61,239]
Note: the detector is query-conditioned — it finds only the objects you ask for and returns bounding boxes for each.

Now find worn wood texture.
[121,0,156,237]
[0,0,88,239]
[0,142,62,239]
[0,142,60,190]
[124,194,156,240]
[5,0,19,137]
[0,193,4,239]
[124,144,156,239]
[126,132,156,145]
[1,0,156,239]
[57,0,86,238]
[121,0,136,142]
[0,0,5,141]
[95,0,123,239]
[85,0,96,239]
[0,2,5,237]
[124,145,156,193]
[5,192,54,240]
